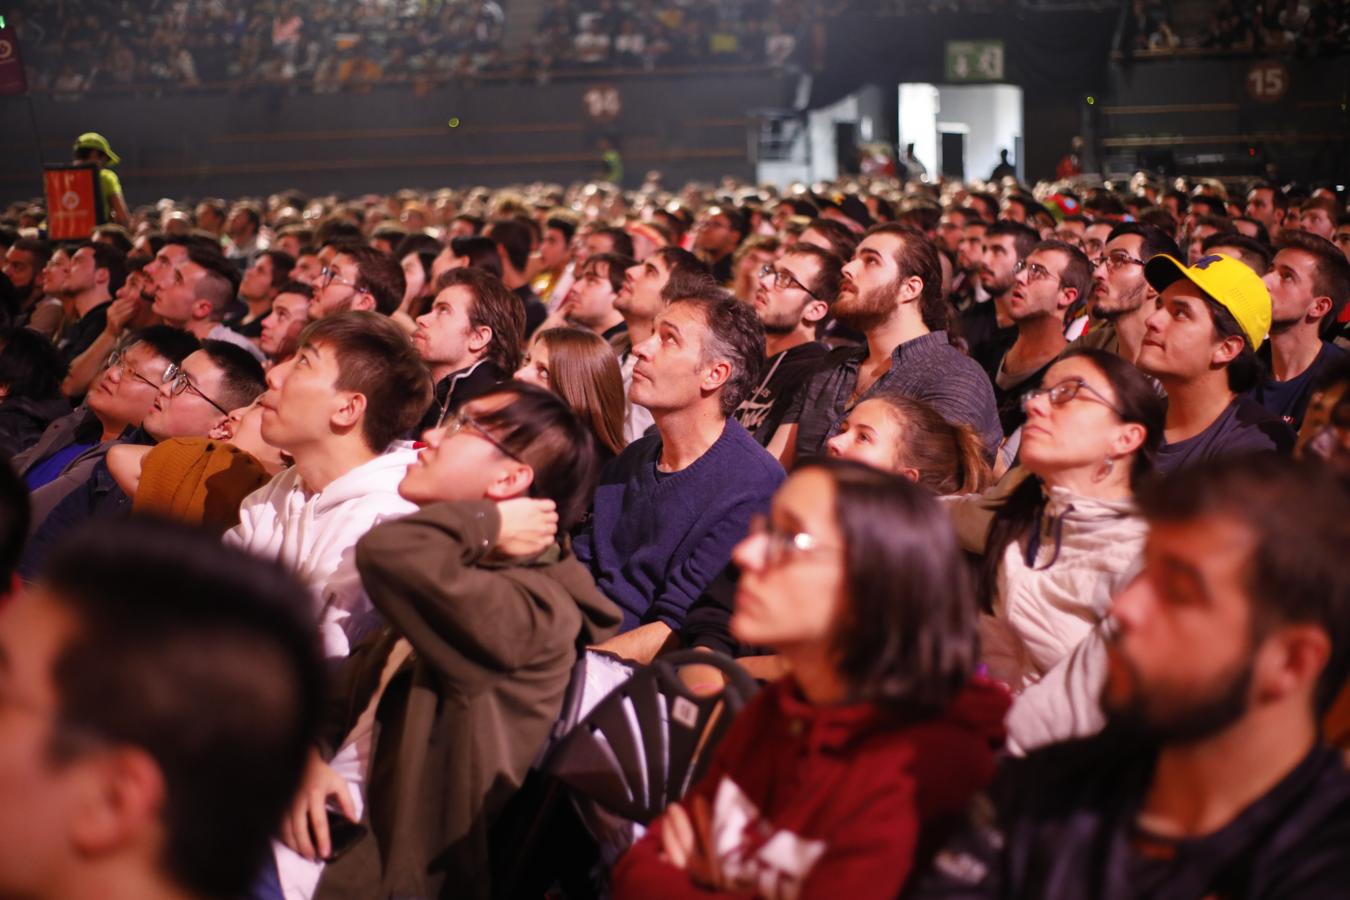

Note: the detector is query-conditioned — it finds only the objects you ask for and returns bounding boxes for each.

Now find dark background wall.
[0,73,795,204]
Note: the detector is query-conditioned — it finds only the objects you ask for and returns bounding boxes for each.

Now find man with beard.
[1253,231,1349,430]
[969,455,1350,898]
[767,224,1000,466]
[3,238,51,325]
[1070,223,1181,364]
[963,221,1038,379]
[732,243,837,445]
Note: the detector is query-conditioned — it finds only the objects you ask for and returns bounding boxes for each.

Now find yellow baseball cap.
[1144,252,1272,351]
[73,132,120,166]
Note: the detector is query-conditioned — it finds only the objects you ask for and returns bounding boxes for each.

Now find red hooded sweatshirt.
[612,676,1009,900]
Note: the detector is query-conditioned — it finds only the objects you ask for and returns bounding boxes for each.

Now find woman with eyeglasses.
[614,458,1007,899]
[946,347,1164,753]
[515,327,626,463]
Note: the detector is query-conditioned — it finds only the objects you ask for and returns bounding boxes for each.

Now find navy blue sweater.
[574,418,785,633]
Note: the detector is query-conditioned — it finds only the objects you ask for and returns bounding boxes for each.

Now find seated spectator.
[517,326,627,463]
[275,382,621,900]
[414,267,524,434]
[991,240,1093,439]
[0,327,70,458]
[150,243,265,361]
[106,398,281,536]
[947,348,1164,752]
[21,340,266,577]
[556,251,634,342]
[56,241,125,365]
[733,243,837,446]
[226,312,432,658]
[1254,231,1349,429]
[1073,223,1181,364]
[60,255,160,399]
[826,392,991,495]
[308,246,404,319]
[613,459,1007,898]
[14,326,196,500]
[1299,195,1340,240]
[0,518,324,900]
[614,246,714,442]
[485,218,549,336]
[975,455,1350,898]
[770,224,1001,466]
[575,283,783,663]
[1137,252,1295,471]
[730,235,781,304]
[227,249,297,338]
[1202,231,1273,276]
[692,205,748,285]
[260,280,315,364]
[4,237,52,327]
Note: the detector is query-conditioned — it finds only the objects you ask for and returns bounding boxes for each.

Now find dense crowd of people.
[1121,0,1350,54]
[2,136,1350,900]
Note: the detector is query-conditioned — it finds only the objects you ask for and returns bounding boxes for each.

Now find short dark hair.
[1138,454,1350,714]
[1031,239,1094,306]
[1193,213,1236,236]
[1136,207,1179,239]
[1247,181,1289,210]
[1275,230,1350,333]
[449,236,504,279]
[487,218,533,272]
[1233,216,1273,246]
[131,324,200,364]
[0,326,66,401]
[803,218,859,261]
[1202,232,1274,276]
[10,237,52,271]
[985,220,1040,261]
[435,267,525,374]
[393,233,441,260]
[92,223,134,254]
[652,246,713,299]
[862,223,947,331]
[258,249,297,289]
[1106,222,1182,263]
[200,339,266,411]
[79,240,128,295]
[469,381,601,532]
[273,279,315,300]
[797,457,977,719]
[590,226,635,260]
[184,245,242,318]
[315,220,364,247]
[667,283,765,416]
[451,213,485,235]
[581,252,636,295]
[339,245,404,316]
[298,311,434,452]
[229,202,263,232]
[546,215,578,245]
[783,242,843,305]
[1191,196,1229,218]
[39,519,325,899]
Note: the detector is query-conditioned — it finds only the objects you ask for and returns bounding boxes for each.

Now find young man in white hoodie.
[226,311,433,658]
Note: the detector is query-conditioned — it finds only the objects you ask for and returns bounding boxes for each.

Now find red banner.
[44,166,101,240]
[0,18,29,96]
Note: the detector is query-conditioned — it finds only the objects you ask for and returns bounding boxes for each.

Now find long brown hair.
[533,328,626,458]
[867,393,991,496]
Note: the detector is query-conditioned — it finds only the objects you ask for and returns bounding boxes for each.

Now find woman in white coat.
[947,347,1165,753]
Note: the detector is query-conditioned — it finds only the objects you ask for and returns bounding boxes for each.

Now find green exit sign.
[945,40,1004,82]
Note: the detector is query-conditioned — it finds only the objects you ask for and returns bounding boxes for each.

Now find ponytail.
[950,423,992,496]
[875,393,992,497]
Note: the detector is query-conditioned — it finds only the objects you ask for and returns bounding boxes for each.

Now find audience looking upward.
[0,164,1347,900]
